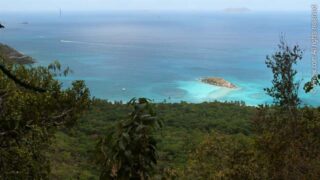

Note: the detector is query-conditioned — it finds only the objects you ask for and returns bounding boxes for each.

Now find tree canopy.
[0,57,90,179]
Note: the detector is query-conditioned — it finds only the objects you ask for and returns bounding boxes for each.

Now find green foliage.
[47,100,254,179]
[95,98,162,180]
[181,132,259,180]
[0,59,90,179]
[304,74,320,93]
[253,106,320,179]
[252,38,320,179]
[264,36,303,108]
[49,131,98,179]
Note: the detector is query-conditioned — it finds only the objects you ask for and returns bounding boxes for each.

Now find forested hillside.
[49,100,255,179]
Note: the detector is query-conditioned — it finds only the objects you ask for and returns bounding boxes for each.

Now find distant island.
[201,77,237,89]
[223,7,251,13]
[0,44,34,64]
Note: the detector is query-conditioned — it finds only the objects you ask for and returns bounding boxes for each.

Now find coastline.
[0,43,34,64]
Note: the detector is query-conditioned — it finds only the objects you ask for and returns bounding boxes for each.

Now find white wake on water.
[60,40,107,46]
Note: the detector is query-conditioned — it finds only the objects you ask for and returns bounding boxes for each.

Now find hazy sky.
[0,0,315,12]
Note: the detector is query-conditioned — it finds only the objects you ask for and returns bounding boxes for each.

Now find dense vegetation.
[0,57,90,179]
[95,98,163,179]
[1,37,320,179]
[252,39,320,179]
[48,100,254,179]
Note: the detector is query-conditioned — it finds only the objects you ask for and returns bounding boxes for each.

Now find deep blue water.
[0,11,319,105]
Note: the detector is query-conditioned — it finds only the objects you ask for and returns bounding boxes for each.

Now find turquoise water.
[0,11,319,105]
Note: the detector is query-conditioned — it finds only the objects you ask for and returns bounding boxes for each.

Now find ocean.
[0,11,319,106]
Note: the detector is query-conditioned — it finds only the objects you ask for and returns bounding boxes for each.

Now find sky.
[0,0,315,12]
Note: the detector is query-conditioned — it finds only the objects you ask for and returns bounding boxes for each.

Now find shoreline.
[0,43,34,64]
